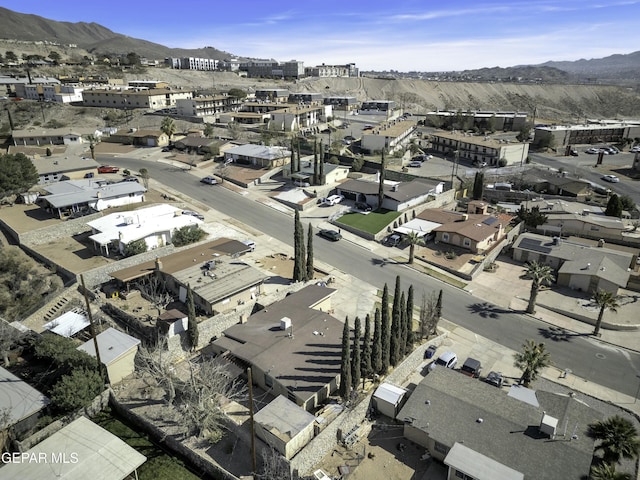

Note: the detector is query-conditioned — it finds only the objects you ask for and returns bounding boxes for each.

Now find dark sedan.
[318,229,342,241]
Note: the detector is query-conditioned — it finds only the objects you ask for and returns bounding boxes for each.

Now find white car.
[325,194,344,206]
[200,176,218,185]
[429,351,458,372]
[602,174,620,183]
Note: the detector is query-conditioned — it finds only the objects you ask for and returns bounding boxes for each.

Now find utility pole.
[80,274,108,382]
[248,367,257,473]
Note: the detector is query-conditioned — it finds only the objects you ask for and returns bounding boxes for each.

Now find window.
[454,471,475,480]
[463,238,471,247]
[264,374,273,388]
[442,233,450,242]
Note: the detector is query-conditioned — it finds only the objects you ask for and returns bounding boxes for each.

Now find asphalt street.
[104,155,640,397]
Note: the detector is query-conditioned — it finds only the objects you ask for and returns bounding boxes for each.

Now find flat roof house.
[430,131,529,167]
[87,204,203,256]
[224,144,291,169]
[210,285,342,411]
[398,368,601,480]
[77,327,141,384]
[37,179,146,218]
[254,395,316,459]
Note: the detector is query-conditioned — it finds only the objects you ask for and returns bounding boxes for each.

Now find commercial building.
[533,121,640,148]
[82,87,193,111]
[424,110,528,132]
[305,63,358,78]
[430,131,529,167]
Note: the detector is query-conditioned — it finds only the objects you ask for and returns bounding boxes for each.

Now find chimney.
[155,257,163,271]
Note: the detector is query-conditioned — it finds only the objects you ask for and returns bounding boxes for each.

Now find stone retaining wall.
[19,212,102,246]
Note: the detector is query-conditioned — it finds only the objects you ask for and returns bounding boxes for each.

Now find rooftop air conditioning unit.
[280,317,292,331]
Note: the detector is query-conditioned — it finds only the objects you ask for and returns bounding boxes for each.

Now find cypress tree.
[339,317,351,402]
[351,316,361,391]
[187,284,199,350]
[361,314,372,388]
[381,283,390,373]
[319,149,325,184]
[399,291,407,359]
[472,171,484,200]
[435,289,443,329]
[378,150,386,209]
[406,285,415,351]
[390,276,401,366]
[605,193,623,218]
[313,141,319,184]
[372,307,382,375]
[293,210,306,282]
[305,223,314,281]
[296,139,301,172]
[290,138,297,174]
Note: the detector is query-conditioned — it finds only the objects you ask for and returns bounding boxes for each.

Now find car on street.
[363,125,374,130]
[602,174,620,183]
[408,161,422,167]
[485,371,504,388]
[429,351,458,372]
[318,229,342,241]
[97,165,119,174]
[354,201,372,212]
[473,160,488,167]
[200,176,219,185]
[182,210,204,220]
[569,149,579,156]
[631,145,640,153]
[585,148,599,154]
[324,194,344,206]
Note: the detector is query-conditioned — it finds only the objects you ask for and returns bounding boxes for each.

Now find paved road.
[529,152,640,205]
[104,155,640,397]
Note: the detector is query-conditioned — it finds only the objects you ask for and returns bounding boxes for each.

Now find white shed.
[77,327,141,384]
[373,383,408,419]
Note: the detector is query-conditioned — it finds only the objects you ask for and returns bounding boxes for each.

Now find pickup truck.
[460,357,482,378]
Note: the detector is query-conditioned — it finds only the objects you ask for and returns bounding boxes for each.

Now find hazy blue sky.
[3,0,640,71]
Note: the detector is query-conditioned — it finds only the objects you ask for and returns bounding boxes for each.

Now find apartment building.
[167,57,219,71]
[82,87,193,110]
[425,110,528,132]
[430,131,529,166]
[533,121,640,148]
[305,63,358,78]
[176,95,243,118]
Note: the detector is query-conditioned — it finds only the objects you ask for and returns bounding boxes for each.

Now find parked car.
[120,176,139,183]
[585,148,599,154]
[242,239,256,251]
[408,161,422,167]
[460,357,482,378]
[602,174,620,183]
[200,176,219,185]
[325,194,344,206]
[424,344,437,359]
[631,145,640,153]
[97,165,119,174]
[384,234,401,247]
[429,351,458,372]
[473,160,488,167]
[182,210,204,220]
[84,172,94,178]
[354,201,372,212]
[569,149,579,156]
[485,371,504,388]
[318,229,342,241]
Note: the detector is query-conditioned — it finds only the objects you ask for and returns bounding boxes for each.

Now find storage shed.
[373,383,408,419]
[77,327,141,384]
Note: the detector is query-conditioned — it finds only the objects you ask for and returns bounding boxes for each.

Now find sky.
[2,0,640,71]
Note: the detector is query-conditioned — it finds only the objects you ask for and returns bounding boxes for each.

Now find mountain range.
[1,6,639,83]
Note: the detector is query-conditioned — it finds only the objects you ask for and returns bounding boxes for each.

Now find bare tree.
[257,447,291,480]
[177,357,246,442]
[136,274,172,315]
[419,291,440,339]
[135,337,180,404]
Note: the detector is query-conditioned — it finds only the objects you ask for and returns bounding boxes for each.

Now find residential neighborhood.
[1,7,640,480]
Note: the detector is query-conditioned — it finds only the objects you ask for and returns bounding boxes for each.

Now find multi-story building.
[254,89,289,102]
[288,92,323,104]
[430,131,529,167]
[175,95,243,118]
[360,100,396,114]
[82,87,193,111]
[323,96,359,111]
[424,110,528,132]
[305,63,358,78]
[240,60,305,79]
[360,117,416,153]
[166,57,218,71]
[533,121,640,148]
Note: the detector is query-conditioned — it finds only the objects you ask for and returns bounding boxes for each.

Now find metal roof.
[0,366,49,427]
[0,416,146,480]
[43,311,89,337]
[77,327,141,365]
[254,395,316,443]
[445,442,524,480]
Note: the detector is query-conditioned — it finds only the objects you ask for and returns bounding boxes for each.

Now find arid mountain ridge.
[1,7,640,122]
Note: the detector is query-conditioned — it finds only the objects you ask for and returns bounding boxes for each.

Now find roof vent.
[280,316,292,331]
[476,418,483,423]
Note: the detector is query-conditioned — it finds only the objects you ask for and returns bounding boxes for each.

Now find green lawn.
[336,209,401,235]
[93,409,202,480]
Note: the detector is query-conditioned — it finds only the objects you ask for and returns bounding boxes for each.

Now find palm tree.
[588,415,640,466]
[513,339,550,387]
[161,116,177,141]
[592,289,619,337]
[590,463,632,480]
[523,261,555,314]
[406,231,425,264]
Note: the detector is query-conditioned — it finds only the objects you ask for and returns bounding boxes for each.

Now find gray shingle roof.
[397,368,601,479]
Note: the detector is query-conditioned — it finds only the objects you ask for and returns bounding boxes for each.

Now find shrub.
[172,225,206,247]
[124,238,148,257]
[50,368,105,413]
